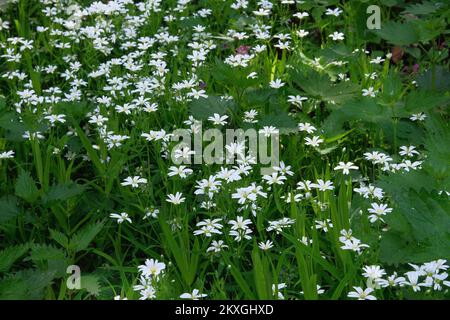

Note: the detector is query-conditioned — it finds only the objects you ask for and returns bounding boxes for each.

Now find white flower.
[110,212,132,224]
[208,113,228,126]
[298,122,316,134]
[288,95,308,107]
[334,161,358,175]
[121,176,147,188]
[180,289,207,300]
[258,240,274,250]
[269,79,285,89]
[311,179,334,191]
[293,11,309,19]
[370,56,385,64]
[138,259,166,278]
[399,145,419,157]
[168,165,193,179]
[325,7,343,17]
[347,287,376,300]
[207,240,228,253]
[410,112,426,121]
[272,283,286,299]
[166,192,186,205]
[402,272,426,292]
[329,31,345,41]
[368,203,392,223]
[304,136,323,147]
[262,172,287,185]
[259,126,279,137]
[362,265,386,281]
[0,150,14,159]
[296,29,309,38]
[362,87,377,97]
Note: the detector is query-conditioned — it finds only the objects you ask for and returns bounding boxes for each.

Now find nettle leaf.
[291,69,358,104]
[30,244,66,263]
[189,96,236,120]
[69,222,104,252]
[42,181,85,204]
[211,61,258,88]
[0,269,55,299]
[15,170,39,203]
[80,274,101,296]
[244,87,277,105]
[416,65,450,91]
[373,21,419,46]
[50,229,69,249]
[0,244,30,273]
[259,112,297,134]
[380,190,450,264]
[30,244,68,278]
[0,196,20,224]
[402,1,442,15]
[405,90,450,113]
[0,112,28,142]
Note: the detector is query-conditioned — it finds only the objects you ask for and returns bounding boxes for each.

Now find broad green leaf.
[189,96,236,120]
[373,21,419,46]
[69,222,104,252]
[0,244,29,273]
[49,229,69,249]
[0,196,20,224]
[0,269,55,300]
[42,182,85,204]
[15,170,39,203]
[80,274,101,296]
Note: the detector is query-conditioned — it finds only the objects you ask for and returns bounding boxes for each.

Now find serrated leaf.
[405,90,450,113]
[42,181,85,204]
[380,190,450,264]
[69,222,104,252]
[0,269,55,299]
[80,274,101,296]
[259,112,297,134]
[291,69,358,104]
[30,244,66,262]
[0,196,20,224]
[402,1,441,15]
[50,229,69,249]
[15,170,39,203]
[0,244,29,273]
[189,96,236,120]
[373,21,419,46]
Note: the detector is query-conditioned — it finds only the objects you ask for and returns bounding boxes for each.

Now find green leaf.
[30,244,66,262]
[405,90,450,113]
[380,190,450,264]
[0,196,20,224]
[42,181,85,204]
[291,69,358,104]
[80,274,101,296]
[15,170,39,203]
[259,112,297,134]
[50,229,69,249]
[69,222,104,252]
[416,65,450,91]
[0,269,55,299]
[0,244,29,273]
[189,96,236,120]
[373,21,419,46]
[402,1,442,15]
